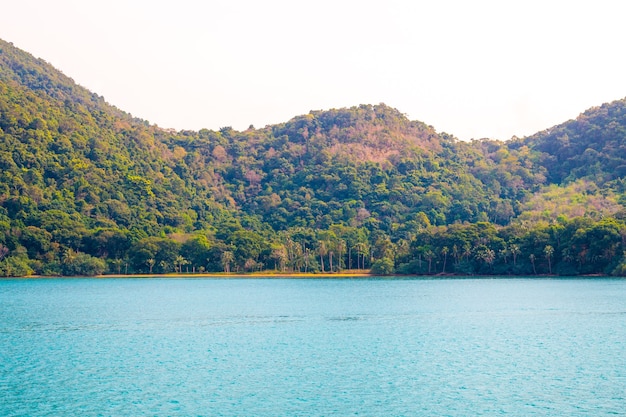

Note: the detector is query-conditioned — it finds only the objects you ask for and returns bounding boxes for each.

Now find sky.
[2,0,626,141]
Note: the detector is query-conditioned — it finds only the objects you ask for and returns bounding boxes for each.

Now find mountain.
[1,38,626,277]
[511,98,626,187]
[183,104,545,232]
[0,39,232,230]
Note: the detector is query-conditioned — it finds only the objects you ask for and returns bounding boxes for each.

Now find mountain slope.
[0,39,232,238]
[2,38,626,277]
[510,97,626,186]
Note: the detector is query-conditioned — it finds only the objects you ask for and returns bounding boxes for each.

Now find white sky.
[2,0,626,140]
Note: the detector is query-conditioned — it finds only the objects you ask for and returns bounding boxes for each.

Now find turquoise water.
[1,277,625,416]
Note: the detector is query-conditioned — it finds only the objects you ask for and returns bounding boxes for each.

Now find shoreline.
[6,272,622,279]
[100,272,375,279]
[11,271,376,279]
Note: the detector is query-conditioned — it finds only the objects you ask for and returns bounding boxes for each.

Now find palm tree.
[544,245,554,274]
[510,244,521,266]
[424,249,434,274]
[328,249,334,273]
[529,254,537,275]
[499,246,509,264]
[271,246,287,271]
[452,244,459,266]
[337,240,346,272]
[62,248,77,266]
[221,251,234,273]
[112,258,123,274]
[146,258,155,274]
[462,243,472,262]
[396,239,410,264]
[474,247,495,272]
[174,255,189,274]
[318,241,327,273]
[441,246,449,273]
[484,248,495,270]
[348,244,352,270]
[353,242,366,270]
[244,258,257,272]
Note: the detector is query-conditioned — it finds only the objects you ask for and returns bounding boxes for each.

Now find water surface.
[1,277,625,416]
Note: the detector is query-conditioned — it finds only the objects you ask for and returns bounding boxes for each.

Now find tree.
[441,246,449,273]
[146,258,155,274]
[463,243,472,263]
[231,230,265,270]
[270,244,287,271]
[221,251,234,273]
[62,248,78,266]
[424,248,435,274]
[474,246,495,272]
[529,254,537,275]
[484,248,496,270]
[18,226,52,259]
[180,235,211,271]
[111,258,123,274]
[544,245,554,274]
[328,248,334,273]
[318,240,327,273]
[244,258,257,272]
[371,257,394,275]
[174,255,189,273]
[84,228,130,259]
[451,244,460,266]
[1,256,34,277]
[499,247,509,265]
[353,242,369,270]
[336,239,346,272]
[62,252,106,276]
[510,244,521,266]
[128,237,181,273]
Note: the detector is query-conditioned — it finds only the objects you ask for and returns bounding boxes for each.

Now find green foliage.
[371,257,395,275]
[392,216,626,276]
[0,255,33,277]
[2,39,626,277]
[128,237,181,274]
[180,234,211,272]
[511,98,626,188]
[61,251,107,276]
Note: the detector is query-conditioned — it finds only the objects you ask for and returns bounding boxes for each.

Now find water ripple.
[1,277,626,416]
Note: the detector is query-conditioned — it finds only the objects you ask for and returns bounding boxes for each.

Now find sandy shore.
[15,271,376,279]
[97,272,374,279]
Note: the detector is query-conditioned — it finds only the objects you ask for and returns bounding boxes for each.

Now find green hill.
[511,98,626,186]
[2,38,626,277]
[0,39,233,230]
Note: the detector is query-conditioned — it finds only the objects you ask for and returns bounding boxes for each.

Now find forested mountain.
[514,100,626,184]
[2,38,626,277]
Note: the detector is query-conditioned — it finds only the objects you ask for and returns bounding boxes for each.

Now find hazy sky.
[2,0,626,140]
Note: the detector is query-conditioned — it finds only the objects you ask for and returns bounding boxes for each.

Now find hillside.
[0,39,232,229]
[511,98,626,187]
[1,39,626,277]
[174,104,547,232]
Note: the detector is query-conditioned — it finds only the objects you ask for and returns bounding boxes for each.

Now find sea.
[1,277,625,416]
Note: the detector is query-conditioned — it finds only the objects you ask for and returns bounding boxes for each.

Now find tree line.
[3,213,626,276]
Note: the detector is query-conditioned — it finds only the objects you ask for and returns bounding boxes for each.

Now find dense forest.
[2,38,626,277]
